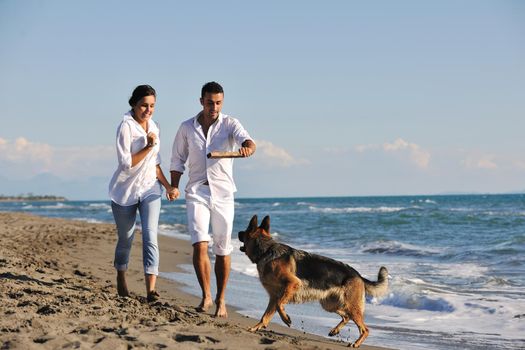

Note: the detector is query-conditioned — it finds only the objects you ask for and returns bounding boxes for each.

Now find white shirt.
[108,112,162,206]
[170,112,252,201]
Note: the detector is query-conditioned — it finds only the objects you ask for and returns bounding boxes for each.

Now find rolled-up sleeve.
[230,118,252,145]
[116,122,132,171]
[170,124,188,173]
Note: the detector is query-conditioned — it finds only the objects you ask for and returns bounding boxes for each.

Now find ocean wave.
[39,203,75,209]
[81,203,112,213]
[309,206,406,214]
[73,217,106,224]
[361,241,441,257]
[411,199,437,205]
[158,223,187,235]
[379,292,455,312]
[85,203,111,209]
[162,202,187,209]
[484,277,517,287]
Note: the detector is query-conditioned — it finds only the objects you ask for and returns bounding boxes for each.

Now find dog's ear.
[260,215,270,233]
[239,215,258,242]
[248,215,258,232]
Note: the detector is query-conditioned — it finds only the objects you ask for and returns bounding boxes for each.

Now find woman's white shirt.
[108,112,162,206]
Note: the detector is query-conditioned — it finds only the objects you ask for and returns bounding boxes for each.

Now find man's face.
[200,92,223,119]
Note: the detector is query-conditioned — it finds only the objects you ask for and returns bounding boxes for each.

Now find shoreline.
[0,212,393,349]
[0,197,67,202]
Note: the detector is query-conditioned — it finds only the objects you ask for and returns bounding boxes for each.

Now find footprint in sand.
[173,334,220,344]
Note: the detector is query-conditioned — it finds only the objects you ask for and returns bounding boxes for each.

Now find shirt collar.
[193,112,223,128]
[124,111,157,134]
[123,110,134,121]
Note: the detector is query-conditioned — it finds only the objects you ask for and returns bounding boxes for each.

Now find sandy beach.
[0,212,392,349]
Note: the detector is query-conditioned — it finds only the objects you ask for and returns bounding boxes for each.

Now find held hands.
[166,186,180,201]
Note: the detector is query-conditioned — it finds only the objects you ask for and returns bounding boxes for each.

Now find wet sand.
[0,212,393,349]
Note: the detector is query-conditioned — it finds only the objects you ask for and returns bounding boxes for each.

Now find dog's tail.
[363,266,389,298]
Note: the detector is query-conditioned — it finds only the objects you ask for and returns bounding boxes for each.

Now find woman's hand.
[166,186,180,201]
[146,132,158,148]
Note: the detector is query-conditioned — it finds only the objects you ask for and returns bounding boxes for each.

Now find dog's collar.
[254,241,289,266]
[255,249,275,266]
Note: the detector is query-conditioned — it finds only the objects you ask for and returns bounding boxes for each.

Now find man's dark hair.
[201,81,224,98]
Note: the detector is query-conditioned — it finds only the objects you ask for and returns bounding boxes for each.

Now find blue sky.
[1,0,524,199]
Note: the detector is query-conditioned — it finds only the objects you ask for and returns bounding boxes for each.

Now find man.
[170,81,256,317]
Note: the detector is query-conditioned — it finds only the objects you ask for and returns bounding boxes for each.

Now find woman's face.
[132,95,156,123]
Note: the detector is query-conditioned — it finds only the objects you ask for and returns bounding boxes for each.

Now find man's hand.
[239,146,254,157]
[166,186,180,201]
[239,140,256,157]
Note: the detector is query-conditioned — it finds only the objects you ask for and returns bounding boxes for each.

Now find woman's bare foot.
[116,271,129,297]
[214,299,228,318]
[195,297,213,312]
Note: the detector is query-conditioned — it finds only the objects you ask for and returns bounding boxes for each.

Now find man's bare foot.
[214,299,228,318]
[116,272,129,297]
[195,297,213,312]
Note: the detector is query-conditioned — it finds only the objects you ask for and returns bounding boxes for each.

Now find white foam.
[411,199,438,205]
[158,223,189,240]
[360,240,442,257]
[73,217,105,224]
[40,203,74,209]
[164,252,525,350]
[309,206,406,214]
[84,203,111,210]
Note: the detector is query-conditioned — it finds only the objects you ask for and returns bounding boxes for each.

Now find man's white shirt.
[170,112,252,201]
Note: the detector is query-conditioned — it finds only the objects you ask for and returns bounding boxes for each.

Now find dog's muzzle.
[240,245,246,252]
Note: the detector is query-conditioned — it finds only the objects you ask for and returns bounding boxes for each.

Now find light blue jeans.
[111,194,161,275]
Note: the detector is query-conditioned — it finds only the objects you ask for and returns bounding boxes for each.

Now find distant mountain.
[436,189,525,196]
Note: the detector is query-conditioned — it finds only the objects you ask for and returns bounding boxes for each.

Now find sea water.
[2,194,524,349]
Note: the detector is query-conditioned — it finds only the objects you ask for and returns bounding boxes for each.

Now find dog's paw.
[248,323,265,332]
[283,314,292,327]
[328,329,340,337]
[278,312,292,327]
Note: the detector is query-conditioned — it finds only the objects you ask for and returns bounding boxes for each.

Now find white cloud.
[462,155,498,170]
[0,137,53,164]
[383,138,430,168]
[354,138,430,169]
[477,159,498,169]
[0,137,309,180]
[514,160,525,170]
[0,137,114,179]
[354,144,379,153]
[253,140,309,167]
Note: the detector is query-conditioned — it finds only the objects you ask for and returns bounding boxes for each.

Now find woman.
[108,85,179,302]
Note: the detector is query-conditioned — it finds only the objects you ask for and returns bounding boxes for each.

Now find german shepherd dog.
[238,215,389,348]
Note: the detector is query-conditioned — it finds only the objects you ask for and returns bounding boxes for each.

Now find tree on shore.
[0,193,67,201]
